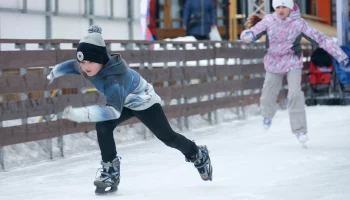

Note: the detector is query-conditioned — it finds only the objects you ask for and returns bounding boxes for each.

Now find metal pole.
[297,0,306,14]
[89,0,94,25]
[110,0,114,18]
[247,0,253,16]
[54,0,59,15]
[84,0,89,18]
[336,0,349,45]
[45,0,53,160]
[264,0,270,14]
[128,0,134,39]
[22,0,27,13]
[46,0,52,39]
[247,0,270,15]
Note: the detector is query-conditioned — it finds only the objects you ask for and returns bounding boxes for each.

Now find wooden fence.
[0,39,312,170]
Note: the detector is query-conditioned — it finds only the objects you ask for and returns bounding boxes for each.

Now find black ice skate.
[94,157,121,195]
[186,145,213,181]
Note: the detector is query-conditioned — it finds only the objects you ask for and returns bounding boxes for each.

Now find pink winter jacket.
[240,3,348,74]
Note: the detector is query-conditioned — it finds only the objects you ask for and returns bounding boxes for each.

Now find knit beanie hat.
[76,25,109,64]
[272,0,294,10]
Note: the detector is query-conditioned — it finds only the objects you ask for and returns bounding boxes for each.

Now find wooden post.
[0,146,4,171]
[182,43,190,130]
[175,44,183,131]
[164,0,172,29]
[39,42,53,160]
[38,89,59,123]
[229,0,237,40]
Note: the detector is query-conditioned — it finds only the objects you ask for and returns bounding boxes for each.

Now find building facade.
[0,0,142,41]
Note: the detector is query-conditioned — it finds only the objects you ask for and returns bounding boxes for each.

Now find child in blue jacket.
[47,25,213,194]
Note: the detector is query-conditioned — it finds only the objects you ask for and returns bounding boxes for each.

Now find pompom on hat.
[76,25,109,64]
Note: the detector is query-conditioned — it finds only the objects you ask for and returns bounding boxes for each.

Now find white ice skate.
[296,132,309,148]
[263,118,272,130]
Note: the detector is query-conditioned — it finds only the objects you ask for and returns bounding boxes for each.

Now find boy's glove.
[47,71,55,84]
[241,31,256,43]
[62,106,90,123]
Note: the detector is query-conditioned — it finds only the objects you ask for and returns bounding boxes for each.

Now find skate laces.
[192,147,209,167]
[96,157,121,178]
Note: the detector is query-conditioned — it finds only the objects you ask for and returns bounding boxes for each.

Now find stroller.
[333,45,350,104]
[305,48,335,106]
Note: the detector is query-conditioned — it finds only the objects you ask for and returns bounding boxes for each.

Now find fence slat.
[0,74,92,95]
[242,78,265,90]
[0,92,106,121]
[0,50,57,69]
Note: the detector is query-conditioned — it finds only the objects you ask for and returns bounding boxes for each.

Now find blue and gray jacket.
[48,54,161,122]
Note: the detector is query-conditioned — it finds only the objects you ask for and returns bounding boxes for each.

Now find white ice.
[1,106,350,200]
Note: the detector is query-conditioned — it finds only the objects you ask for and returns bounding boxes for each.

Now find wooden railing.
[0,39,312,169]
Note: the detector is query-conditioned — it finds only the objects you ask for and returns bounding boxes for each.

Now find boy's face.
[80,60,103,76]
[275,6,291,19]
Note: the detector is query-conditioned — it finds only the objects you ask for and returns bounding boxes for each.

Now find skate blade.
[263,125,270,131]
[202,166,213,181]
[94,181,119,195]
[95,186,118,195]
[201,158,213,181]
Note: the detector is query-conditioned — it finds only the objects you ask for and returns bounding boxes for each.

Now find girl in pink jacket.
[240,0,348,145]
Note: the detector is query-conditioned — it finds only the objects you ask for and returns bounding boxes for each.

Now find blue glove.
[241,31,256,43]
[341,58,349,67]
[339,58,350,72]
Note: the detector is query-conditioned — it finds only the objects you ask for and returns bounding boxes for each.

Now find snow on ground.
[1,105,350,200]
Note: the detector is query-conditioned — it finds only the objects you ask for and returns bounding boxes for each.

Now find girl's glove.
[241,31,256,43]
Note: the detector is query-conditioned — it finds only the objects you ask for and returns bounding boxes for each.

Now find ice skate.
[94,157,120,195]
[263,118,272,130]
[186,145,213,181]
[296,132,309,148]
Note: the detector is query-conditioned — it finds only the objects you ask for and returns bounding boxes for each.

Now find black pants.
[96,103,198,162]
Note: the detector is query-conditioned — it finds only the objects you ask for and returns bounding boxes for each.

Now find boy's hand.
[47,71,55,84]
[62,106,90,123]
[62,106,76,122]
